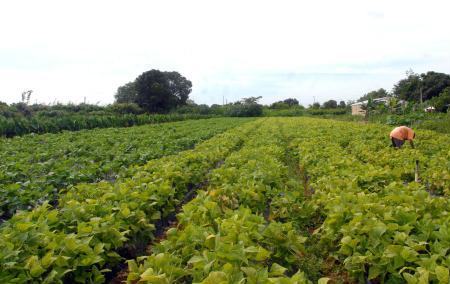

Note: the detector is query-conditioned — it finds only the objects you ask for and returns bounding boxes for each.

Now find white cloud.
[1,0,449,105]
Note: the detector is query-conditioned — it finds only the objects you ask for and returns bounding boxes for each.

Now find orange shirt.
[390,126,415,141]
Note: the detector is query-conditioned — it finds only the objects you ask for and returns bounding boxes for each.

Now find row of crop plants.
[285,118,450,283]
[125,119,319,283]
[0,113,216,138]
[0,119,260,283]
[0,118,250,220]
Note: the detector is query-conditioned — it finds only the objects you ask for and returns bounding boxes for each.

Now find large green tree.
[117,70,192,113]
[270,98,299,109]
[358,88,389,102]
[115,82,137,103]
[322,99,338,108]
[311,102,321,109]
[393,71,450,103]
[282,98,299,106]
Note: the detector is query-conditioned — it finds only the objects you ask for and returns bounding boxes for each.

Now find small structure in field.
[424,106,435,113]
[351,97,389,116]
[351,102,366,116]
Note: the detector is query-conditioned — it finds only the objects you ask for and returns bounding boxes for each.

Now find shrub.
[224,103,263,117]
[107,103,144,115]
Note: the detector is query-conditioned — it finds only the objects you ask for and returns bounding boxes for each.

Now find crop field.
[0,117,449,283]
[0,118,250,220]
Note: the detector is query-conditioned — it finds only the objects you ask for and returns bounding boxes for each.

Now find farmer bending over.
[390,126,415,149]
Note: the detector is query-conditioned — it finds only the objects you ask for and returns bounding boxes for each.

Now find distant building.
[351,97,404,116]
[351,102,366,116]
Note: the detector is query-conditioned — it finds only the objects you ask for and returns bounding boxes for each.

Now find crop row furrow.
[108,158,237,284]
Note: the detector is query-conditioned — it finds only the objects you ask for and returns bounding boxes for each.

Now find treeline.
[3,68,448,137]
[114,69,350,116]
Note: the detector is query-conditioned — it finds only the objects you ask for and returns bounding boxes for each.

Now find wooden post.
[415,160,420,182]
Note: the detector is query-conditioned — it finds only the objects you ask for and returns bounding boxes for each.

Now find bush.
[11,103,32,117]
[307,108,347,115]
[224,103,263,117]
[263,107,305,117]
[417,113,450,133]
[107,103,144,115]
[0,103,16,118]
[429,87,450,112]
[174,104,212,115]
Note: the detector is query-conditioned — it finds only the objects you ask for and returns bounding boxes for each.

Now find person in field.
[390,126,415,149]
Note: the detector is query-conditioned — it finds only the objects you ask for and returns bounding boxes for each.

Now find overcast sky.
[1,0,450,106]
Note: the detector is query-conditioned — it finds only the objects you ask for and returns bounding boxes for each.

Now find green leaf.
[120,206,131,217]
[80,255,103,266]
[188,255,204,264]
[30,261,45,277]
[368,265,382,280]
[65,237,78,252]
[400,247,418,261]
[140,268,169,283]
[244,246,259,253]
[94,243,105,254]
[16,222,33,232]
[202,271,228,284]
[241,266,257,277]
[370,222,387,238]
[41,251,56,268]
[435,266,449,283]
[318,277,331,284]
[403,272,418,284]
[269,263,287,276]
[417,267,430,284]
[204,234,216,249]
[341,236,352,245]
[46,211,58,223]
[255,247,270,261]
[127,260,139,273]
[42,269,58,284]
[151,211,161,220]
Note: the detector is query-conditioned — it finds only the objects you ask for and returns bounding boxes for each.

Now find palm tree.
[387,97,398,114]
[361,97,375,120]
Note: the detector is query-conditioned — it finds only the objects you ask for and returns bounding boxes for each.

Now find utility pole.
[420,85,423,104]
[417,74,423,105]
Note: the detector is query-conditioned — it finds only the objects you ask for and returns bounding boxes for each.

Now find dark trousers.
[391,137,405,148]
